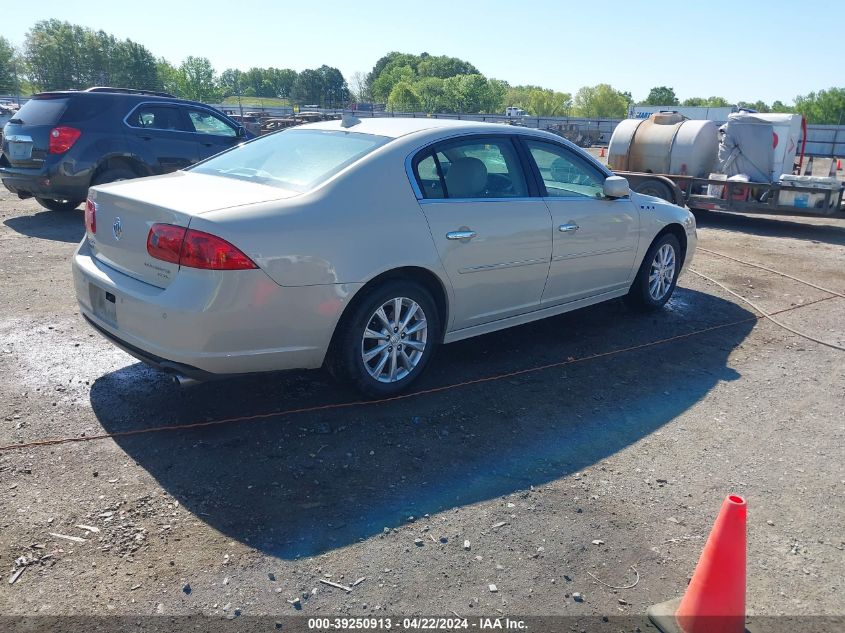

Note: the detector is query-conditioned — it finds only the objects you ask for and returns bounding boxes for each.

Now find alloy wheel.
[361,297,428,383]
[648,243,676,301]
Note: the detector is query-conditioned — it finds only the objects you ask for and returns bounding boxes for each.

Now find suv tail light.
[48,126,82,154]
[146,223,257,270]
[85,198,97,234]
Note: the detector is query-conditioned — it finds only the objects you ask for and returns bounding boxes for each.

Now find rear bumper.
[72,239,360,376]
[0,163,89,201]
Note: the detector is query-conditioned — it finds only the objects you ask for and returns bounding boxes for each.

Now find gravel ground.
[0,189,843,629]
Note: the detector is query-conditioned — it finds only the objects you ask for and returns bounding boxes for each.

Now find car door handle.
[446,230,476,240]
[559,223,580,233]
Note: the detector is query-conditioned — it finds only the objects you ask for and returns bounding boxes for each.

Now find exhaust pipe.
[172,374,201,388]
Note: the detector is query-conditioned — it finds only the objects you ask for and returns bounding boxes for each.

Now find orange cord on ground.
[0,293,838,454]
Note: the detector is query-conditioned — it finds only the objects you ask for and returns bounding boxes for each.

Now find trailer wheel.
[634,179,673,203]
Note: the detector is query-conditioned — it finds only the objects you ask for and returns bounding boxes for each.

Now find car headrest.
[445,157,488,198]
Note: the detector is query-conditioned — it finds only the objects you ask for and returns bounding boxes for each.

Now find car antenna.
[340,113,361,128]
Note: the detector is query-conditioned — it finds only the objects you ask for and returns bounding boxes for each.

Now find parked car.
[73,118,696,396]
[0,87,249,212]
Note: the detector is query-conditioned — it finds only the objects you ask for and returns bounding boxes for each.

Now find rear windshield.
[11,98,68,126]
[191,129,391,192]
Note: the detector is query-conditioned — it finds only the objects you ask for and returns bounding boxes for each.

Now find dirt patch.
[0,190,843,624]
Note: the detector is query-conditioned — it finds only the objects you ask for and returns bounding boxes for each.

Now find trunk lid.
[87,171,297,288]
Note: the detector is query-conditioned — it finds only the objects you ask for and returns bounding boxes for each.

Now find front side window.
[526,140,605,199]
[187,109,237,137]
[127,105,188,132]
[415,137,528,200]
[191,129,390,192]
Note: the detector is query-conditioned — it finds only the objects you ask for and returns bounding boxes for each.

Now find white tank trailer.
[608,112,719,178]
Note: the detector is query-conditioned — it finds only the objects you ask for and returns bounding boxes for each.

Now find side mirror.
[236,125,247,138]
[603,175,630,198]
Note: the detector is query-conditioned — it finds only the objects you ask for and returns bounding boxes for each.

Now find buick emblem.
[112,217,123,240]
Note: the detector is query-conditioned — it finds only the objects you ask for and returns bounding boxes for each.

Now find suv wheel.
[92,168,136,186]
[35,198,84,212]
[330,281,439,398]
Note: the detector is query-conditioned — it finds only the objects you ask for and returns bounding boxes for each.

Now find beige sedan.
[73,117,696,396]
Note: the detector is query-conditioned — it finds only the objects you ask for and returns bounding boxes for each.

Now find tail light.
[146,223,257,270]
[48,126,82,154]
[85,198,97,234]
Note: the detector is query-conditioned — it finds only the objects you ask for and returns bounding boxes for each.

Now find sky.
[2,0,843,104]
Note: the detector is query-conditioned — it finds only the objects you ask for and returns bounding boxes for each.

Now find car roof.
[299,117,530,140]
[29,90,210,109]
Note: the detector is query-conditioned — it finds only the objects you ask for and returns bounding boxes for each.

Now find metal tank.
[608,112,719,178]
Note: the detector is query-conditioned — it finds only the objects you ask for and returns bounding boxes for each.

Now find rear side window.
[127,105,189,132]
[11,98,68,126]
[61,97,113,122]
[414,137,528,199]
[191,129,390,192]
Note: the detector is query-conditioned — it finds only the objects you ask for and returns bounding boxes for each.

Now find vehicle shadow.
[693,209,845,246]
[90,287,753,559]
[3,208,85,243]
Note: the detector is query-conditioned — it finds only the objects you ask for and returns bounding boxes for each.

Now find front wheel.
[329,281,440,397]
[625,233,682,311]
[35,197,84,212]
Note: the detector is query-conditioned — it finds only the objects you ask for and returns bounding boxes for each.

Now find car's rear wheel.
[625,233,682,311]
[330,281,439,397]
[35,197,84,212]
[92,168,136,186]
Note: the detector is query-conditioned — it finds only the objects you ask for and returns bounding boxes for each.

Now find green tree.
[367,51,479,105]
[417,54,479,79]
[794,88,845,124]
[770,100,792,113]
[415,76,445,112]
[176,56,219,102]
[292,68,324,105]
[24,20,87,90]
[371,63,414,103]
[0,36,16,94]
[218,68,243,99]
[317,65,349,107]
[111,40,160,91]
[642,86,678,106]
[703,96,730,107]
[682,96,731,107]
[23,20,159,92]
[268,68,297,99]
[156,58,180,95]
[573,84,629,118]
[387,81,421,111]
[737,100,771,113]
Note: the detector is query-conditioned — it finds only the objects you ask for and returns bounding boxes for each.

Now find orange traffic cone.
[648,495,747,633]
[837,159,842,171]
[599,147,606,158]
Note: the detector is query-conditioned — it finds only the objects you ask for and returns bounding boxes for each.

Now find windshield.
[191,129,391,192]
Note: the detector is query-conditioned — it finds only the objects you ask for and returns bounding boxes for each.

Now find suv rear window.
[12,98,68,126]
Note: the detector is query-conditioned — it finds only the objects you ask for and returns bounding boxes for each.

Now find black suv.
[0,87,249,212]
